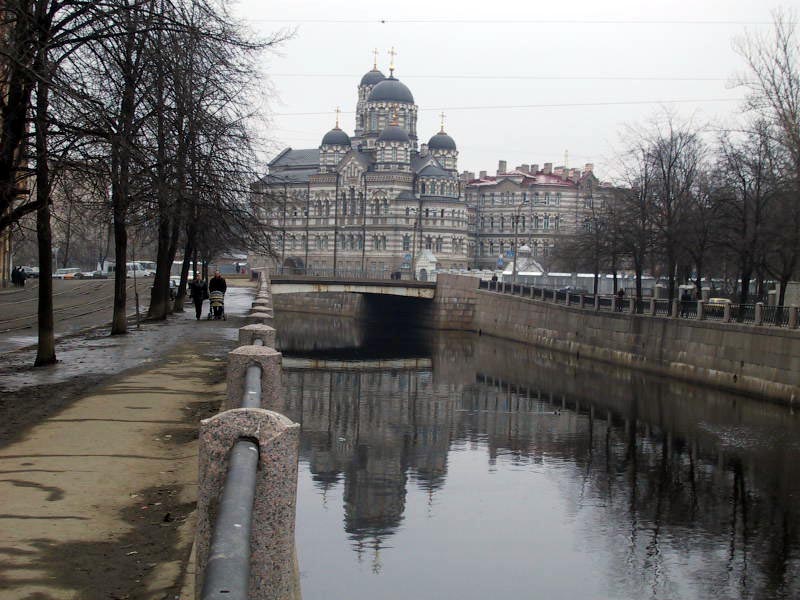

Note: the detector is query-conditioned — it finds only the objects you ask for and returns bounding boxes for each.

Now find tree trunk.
[34,74,55,366]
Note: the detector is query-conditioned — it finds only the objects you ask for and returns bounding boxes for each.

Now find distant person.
[680,289,692,317]
[209,270,227,294]
[235,262,241,274]
[11,266,19,286]
[616,288,625,311]
[18,267,26,287]
[188,275,208,320]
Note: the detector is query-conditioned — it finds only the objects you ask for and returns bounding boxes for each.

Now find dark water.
[276,312,800,600]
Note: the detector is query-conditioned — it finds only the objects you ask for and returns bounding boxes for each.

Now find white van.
[97,261,154,278]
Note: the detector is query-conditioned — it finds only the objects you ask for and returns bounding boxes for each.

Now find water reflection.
[278,313,800,600]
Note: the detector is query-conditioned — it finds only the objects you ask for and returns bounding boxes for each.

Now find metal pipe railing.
[201,438,259,600]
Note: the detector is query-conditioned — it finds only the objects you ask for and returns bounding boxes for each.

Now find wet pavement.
[0,279,156,354]
[0,286,253,392]
[276,312,800,600]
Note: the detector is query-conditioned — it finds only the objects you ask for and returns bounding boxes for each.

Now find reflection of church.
[256,51,469,277]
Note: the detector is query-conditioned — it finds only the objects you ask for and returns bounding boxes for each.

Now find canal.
[275,312,800,600]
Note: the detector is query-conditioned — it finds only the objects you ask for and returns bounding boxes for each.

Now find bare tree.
[735,10,800,303]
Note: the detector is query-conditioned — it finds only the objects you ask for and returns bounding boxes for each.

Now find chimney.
[497,160,507,175]
[420,143,428,155]
[517,164,530,174]
[531,164,539,174]
[543,162,553,175]
[479,170,488,179]
[461,170,475,182]
[584,163,594,174]
[554,166,565,177]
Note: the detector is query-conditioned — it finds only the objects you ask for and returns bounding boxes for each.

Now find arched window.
[425,236,432,250]
[403,235,411,251]
[421,182,426,194]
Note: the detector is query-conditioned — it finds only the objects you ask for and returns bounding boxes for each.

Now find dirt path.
[0,285,254,599]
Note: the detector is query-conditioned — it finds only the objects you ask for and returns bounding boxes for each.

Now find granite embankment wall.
[431,274,800,404]
[272,292,365,317]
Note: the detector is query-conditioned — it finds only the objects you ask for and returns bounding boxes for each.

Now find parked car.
[19,265,39,278]
[53,267,81,279]
[74,270,108,279]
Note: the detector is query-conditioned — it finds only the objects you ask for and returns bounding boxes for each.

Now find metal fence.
[477,280,799,329]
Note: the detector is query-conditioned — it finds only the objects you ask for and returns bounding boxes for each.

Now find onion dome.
[321,127,351,147]
[360,68,386,87]
[378,124,410,143]
[368,76,414,103]
[428,131,456,151]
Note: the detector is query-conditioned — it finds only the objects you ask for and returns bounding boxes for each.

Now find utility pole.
[304,181,310,274]
[333,172,340,275]
[360,172,367,273]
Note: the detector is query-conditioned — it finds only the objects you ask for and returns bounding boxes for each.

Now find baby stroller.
[208,290,226,320]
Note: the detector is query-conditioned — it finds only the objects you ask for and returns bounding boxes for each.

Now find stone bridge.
[268,275,436,299]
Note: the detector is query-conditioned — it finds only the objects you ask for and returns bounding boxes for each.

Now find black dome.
[360,69,386,87]
[428,131,456,151]
[367,77,414,103]
[378,125,410,143]
[321,127,351,146]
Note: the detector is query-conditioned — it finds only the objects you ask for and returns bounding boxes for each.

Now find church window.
[500,216,505,231]
[544,214,550,230]
[381,236,387,250]
[521,215,526,230]
[392,147,397,162]
[489,241,495,255]
[440,209,445,218]
[479,241,485,256]
[534,214,540,229]
[435,237,443,252]
[403,235,411,251]
[425,236,432,250]
[421,182,426,194]
[554,215,560,230]
[555,193,561,206]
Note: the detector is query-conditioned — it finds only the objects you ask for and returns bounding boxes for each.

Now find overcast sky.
[231,0,797,179]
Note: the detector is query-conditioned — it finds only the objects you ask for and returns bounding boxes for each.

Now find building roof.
[258,168,318,185]
[321,127,351,147]
[367,76,415,103]
[428,131,457,151]
[418,164,451,178]
[268,148,320,170]
[377,124,410,143]
[360,68,386,87]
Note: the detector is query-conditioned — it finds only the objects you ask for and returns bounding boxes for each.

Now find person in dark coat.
[11,267,19,286]
[18,267,26,287]
[209,270,227,294]
[188,275,208,320]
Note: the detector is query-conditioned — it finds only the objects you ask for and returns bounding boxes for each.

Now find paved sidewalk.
[0,286,253,599]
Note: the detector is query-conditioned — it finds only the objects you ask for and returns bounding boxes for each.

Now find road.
[0,278,154,353]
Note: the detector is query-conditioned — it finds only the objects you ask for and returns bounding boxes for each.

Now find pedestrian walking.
[11,266,19,286]
[680,289,692,317]
[615,288,625,312]
[188,275,208,320]
[18,267,26,287]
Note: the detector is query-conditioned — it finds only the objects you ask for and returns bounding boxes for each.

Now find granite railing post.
[196,408,300,600]
[594,294,600,312]
[238,324,277,347]
[649,298,656,316]
[611,296,618,312]
[579,295,585,309]
[566,293,571,306]
[530,285,535,299]
[789,306,798,328]
[671,299,679,318]
[502,281,506,293]
[697,300,705,320]
[723,302,731,323]
[629,297,636,314]
[755,302,764,325]
[226,345,283,412]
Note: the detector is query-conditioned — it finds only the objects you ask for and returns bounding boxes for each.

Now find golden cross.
[388,46,397,75]
[439,112,446,132]
[335,106,341,128]
[372,48,379,69]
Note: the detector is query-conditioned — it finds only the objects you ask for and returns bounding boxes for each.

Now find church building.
[255,52,468,279]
